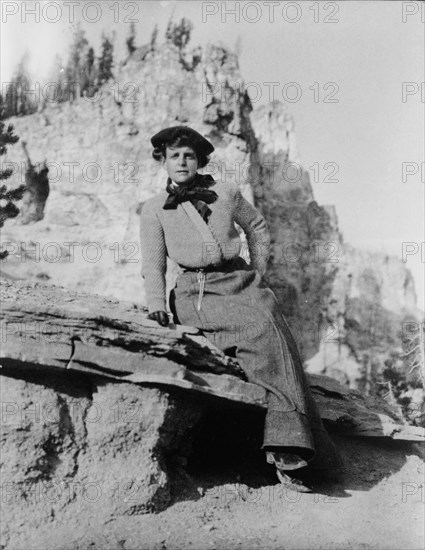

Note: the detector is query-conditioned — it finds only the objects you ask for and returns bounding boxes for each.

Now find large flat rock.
[1,279,423,442]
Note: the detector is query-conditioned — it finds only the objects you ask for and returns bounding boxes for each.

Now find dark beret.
[150,126,214,155]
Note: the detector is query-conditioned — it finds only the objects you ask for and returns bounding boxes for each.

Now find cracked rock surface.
[1,370,202,547]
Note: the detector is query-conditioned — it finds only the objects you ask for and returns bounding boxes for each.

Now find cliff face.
[1,40,420,387]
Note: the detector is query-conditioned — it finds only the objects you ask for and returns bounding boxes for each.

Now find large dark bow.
[162,173,218,211]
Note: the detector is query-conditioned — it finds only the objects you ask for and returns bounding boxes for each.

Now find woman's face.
[163,145,198,185]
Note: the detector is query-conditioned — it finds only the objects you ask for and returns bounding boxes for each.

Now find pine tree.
[47,54,67,104]
[0,119,25,259]
[97,33,114,86]
[64,23,90,101]
[165,18,193,49]
[126,22,137,56]
[14,52,37,115]
[1,52,37,118]
[82,47,98,98]
[150,24,158,51]
[1,80,18,118]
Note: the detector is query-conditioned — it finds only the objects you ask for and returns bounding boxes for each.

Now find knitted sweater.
[139,179,270,313]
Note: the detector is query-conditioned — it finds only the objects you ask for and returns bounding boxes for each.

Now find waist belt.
[181,258,238,273]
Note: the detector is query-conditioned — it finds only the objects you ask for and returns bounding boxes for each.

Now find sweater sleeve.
[233,188,270,276]
[139,202,168,313]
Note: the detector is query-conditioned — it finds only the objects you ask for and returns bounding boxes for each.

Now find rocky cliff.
[1,39,421,394]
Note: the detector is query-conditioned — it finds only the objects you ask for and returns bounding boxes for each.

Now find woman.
[140,126,342,491]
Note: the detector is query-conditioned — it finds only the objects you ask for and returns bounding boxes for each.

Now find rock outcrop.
[1,278,424,548]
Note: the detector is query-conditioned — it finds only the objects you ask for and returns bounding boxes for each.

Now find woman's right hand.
[147,311,169,327]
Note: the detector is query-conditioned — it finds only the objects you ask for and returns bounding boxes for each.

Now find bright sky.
[1,1,424,306]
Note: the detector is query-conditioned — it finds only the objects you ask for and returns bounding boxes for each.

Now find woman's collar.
[168,173,216,189]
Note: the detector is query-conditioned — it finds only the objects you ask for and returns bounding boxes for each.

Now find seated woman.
[140,125,342,491]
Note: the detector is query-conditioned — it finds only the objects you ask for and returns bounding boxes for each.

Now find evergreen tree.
[82,47,98,98]
[2,79,18,118]
[97,33,114,85]
[126,22,137,56]
[150,24,158,51]
[0,119,25,258]
[47,54,67,104]
[1,52,37,117]
[165,18,193,49]
[64,23,90,101]
[14,53,37,115]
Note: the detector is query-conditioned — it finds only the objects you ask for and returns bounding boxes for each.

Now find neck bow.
[163,174,218,221]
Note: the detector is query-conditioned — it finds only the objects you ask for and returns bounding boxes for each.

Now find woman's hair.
[152,134,210,168]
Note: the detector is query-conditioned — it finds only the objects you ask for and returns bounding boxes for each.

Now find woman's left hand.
[147,310,170,327]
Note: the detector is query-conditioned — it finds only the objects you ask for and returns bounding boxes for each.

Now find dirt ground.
[7,435,424,550]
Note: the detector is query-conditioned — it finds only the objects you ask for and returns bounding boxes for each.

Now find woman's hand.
[147,310,169,327]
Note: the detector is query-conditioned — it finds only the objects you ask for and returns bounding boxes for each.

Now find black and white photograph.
[1,1,424,548]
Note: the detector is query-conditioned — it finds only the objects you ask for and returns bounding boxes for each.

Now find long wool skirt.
[169,256,341,470]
